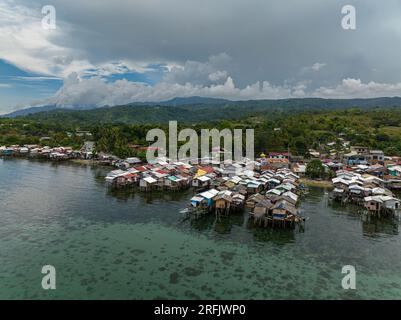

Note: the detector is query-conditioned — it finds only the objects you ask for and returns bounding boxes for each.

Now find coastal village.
[106,158,306,228]
[2,142,401,227]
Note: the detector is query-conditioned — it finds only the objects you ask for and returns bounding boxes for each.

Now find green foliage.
[3,102,401,158]
[306,160,326,179]
[0,118,84,149]
[93,126,134,158]
[19,97,401,125]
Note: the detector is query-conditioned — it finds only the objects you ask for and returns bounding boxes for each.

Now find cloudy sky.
[1,0,401,114]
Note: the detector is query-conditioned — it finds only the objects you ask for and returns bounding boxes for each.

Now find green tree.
[306,159,326,179]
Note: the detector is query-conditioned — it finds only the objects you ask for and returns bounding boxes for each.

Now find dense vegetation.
[306,160,332,179]
[8,97,401,125]
[3,101,401,158]
[0,118,85,149]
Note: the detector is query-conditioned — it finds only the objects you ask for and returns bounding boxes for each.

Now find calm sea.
[1,158,401,299]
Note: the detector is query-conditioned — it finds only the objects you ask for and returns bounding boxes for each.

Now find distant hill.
[2,104,98,118]
[3,105,58,118]
[5,96,401,125]
[2,96,231,118]
[162,96,232,106]
[131,96,232,107]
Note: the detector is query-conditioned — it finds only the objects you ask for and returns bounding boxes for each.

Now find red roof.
[123,173,136,178]
[155,169,169,174]
[269,152,289,156]
[135,166,148,172]
[199,166,214,173]
[267,158,289,163]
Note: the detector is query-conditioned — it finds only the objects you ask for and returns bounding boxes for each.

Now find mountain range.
[2,96,231,118]
[3,96,401,124]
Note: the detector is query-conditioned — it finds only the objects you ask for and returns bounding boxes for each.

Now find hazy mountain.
[2,104,99,118]
[6,96,401,119]
[2,96,232,118]
[3,105,59,118]
[11,96,401,125]
[153,96,232,106]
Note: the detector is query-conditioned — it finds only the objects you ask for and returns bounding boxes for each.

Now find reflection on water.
[189,211,245,233]
[328,195,400,238]
[361,215,399,238]
[1,158,401,299]
[108,187,192,203]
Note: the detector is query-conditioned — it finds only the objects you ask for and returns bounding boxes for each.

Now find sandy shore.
[299,178,333,188]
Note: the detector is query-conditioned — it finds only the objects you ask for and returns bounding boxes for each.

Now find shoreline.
[1,156,112,168]
[69,159,107,167]
[2,156,335,189]
[299,178,333,188]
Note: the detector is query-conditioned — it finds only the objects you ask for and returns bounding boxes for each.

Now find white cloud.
[208,70,228,82]
[0,1,92,77]
[301,62,326,73]
[40,72,299,107]
[0,1,154,78]
[313,78,401,98]
[36,74,401,108]
[311,63,326,71]
[164,53,232,85]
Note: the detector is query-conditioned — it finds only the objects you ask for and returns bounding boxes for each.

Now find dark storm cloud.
[34,0,400,87]
[2,0,401,111]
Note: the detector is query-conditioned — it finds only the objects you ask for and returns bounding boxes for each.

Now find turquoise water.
[1,158,401,299]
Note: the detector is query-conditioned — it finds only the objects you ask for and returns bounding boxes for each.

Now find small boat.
[179,208,190,214]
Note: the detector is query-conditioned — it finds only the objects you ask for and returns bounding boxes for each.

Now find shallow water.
[1,158,401,299]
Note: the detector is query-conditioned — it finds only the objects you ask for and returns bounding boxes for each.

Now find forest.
[2,103,401,159]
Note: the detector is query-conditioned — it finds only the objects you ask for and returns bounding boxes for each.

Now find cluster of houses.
[0,143,95,160]
[105,156,305,228]
[342,146,385,166]
[245,168,304,228]
[103,144,401,226]
[331,169,401,216]
[257,146,397,178]
[106,159,196,191]
[287,144,401,189]
[188,166,304,229]
[307,144,401,217]
[5,138,401,221]
[305,144,401,217]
